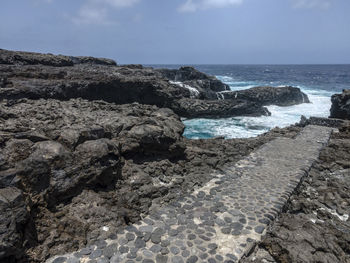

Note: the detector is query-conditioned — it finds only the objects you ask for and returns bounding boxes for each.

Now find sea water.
[151,65,350,139]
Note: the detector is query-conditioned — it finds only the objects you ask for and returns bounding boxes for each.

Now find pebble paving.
[47,125,333,263]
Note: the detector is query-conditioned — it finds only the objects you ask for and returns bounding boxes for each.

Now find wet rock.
[218,86,310,106]
[172,98,270,119]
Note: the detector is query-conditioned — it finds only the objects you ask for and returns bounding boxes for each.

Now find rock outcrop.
[0,49,336,262]
[0,49,269,119]
[0,98,185,262]
[0,48,117,66]
[155,66,230,99]
[0,96,301,262]
[330,89,350,120]
[218,86,310,106]
[172,98,271,118]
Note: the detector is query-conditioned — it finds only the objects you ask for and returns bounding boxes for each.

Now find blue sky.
[1,0,349,64]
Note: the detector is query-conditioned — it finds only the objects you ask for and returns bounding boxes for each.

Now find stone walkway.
[47,125,333,263]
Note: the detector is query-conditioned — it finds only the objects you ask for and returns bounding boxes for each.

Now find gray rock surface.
[0,49,268,119]
[46,125,333,263]
[0,95,299,262]
[155,66,230,99]
[171,98,271,118]
[242,122,350,263]
[0,187,34,261]
[0,48,117,66]
[330,89,350,120]
[218,86,310,106]
[0,49,344,263]
[0,98,183,262]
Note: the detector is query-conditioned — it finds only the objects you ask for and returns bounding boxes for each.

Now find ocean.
[151,65,350,139]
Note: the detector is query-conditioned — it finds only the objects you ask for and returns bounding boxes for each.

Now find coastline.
[0,49,349,263]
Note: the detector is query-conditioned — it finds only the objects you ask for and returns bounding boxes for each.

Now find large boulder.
[330,89,350,120]
[218,86,310,106]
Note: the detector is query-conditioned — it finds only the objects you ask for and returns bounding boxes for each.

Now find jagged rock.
[298,116,348,128]
[218,86,310,106]
[0,49,269,119]
[0,99,184,200]
[0,48,116,66]
[242,121,350,263]
[156,66,230,99]
[172,98,271,119]
[0,95,302,262]
[70,56,116,66]
[0,98,187,262]
[0,187,34,262]
[330,89,350,120]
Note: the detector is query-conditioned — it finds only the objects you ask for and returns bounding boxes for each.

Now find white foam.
[184,88,332,139]
[170,81,200,99]
[216,76,257,91]
[229,85,256,91]
[319,208,349,222]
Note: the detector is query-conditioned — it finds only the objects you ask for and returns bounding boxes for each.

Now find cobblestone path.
[47,125,333,263]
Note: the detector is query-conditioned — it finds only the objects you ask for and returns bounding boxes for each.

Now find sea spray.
[170,81,200,99]
[184,87,333,139]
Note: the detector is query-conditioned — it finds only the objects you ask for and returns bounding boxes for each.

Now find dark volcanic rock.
[0,96,301,262]
[0,98,185,262]
[155,66,230,99]
[330,89,350,120]
[218,86,310,106]
[0,48,116,66]
[242,122,350,263]
[172,98,271,119]
[0,49,316,263]
[298,116,348,128]
[0,49,269,119]
[0,98,184,195]
[0,187,34,262]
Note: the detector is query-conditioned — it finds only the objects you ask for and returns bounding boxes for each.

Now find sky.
[1,0,350,64]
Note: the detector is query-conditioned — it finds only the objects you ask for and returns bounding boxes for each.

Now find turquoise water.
[151,65,350,139]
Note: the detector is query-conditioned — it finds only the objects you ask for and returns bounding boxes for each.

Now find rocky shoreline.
[0,49,349,263]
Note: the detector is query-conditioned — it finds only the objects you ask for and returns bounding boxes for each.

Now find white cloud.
[291,0,333,9]
[91,0,140,8]
[73,0,140,25]
[72,5,111,25]
[178,0,243,12]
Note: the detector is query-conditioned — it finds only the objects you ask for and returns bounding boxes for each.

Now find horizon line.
[139,63,350,66]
